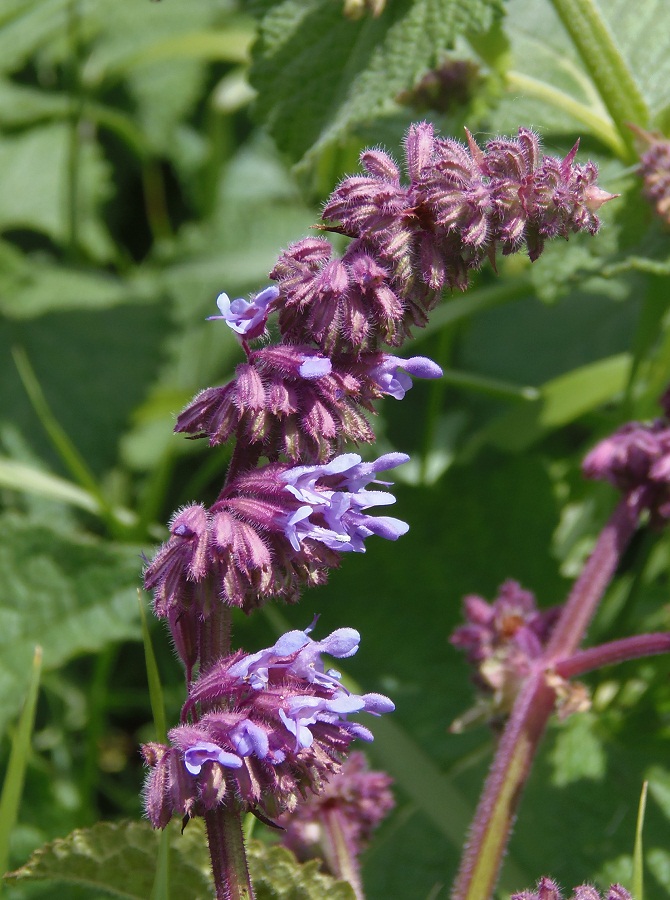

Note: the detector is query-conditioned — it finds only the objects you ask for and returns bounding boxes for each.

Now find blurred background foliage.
[2,0,670,897]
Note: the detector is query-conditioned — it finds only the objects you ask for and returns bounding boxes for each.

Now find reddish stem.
[555,632,670,679]
[451,494,643,900]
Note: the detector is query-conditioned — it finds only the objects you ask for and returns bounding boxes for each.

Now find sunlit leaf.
[250,0,503,166]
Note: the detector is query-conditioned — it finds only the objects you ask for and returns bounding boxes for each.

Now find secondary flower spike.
[142,625,395,828]
[278,751,395,886]
[143,453,410,615]
[583,389,670,526]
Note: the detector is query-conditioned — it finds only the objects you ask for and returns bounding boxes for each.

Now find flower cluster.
[582,392,670,526]
[631,125,670,225]
[142,625,394,826]
[322,124,609,294]
[512,877,631,900]
[144,452,409,619]
[450,580,559,723]
[176,344,441,462]
[278,751,395,866]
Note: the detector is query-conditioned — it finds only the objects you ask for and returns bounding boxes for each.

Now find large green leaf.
[250,0,503,166]
[0,513,144,735]
[0,123,112,259]
[0,263,157,320]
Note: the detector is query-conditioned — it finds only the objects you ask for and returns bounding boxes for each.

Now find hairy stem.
[555,632,670,679]
[205,805,255,900]
[198,603,253,898]
[451,494,642,900]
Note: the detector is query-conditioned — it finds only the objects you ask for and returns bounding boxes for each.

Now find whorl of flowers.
[582,389,670,526]
[511,877,631,900]
[317,124,611,310]
[175,343,441,462]
[142,624,394,827]
[144,453,410,618]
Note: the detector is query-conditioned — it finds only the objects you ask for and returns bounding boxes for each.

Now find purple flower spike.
[184,741,243,775]
[208,285,279,340]
[370,354,443,399]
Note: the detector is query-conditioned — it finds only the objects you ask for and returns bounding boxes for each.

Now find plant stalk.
[548,0,648,158]
[451,494,643,900]
[205,805,255,900]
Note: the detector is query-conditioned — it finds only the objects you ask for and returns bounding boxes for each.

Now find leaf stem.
[548,0,648,158]
[506,70,628,160]
[321,807,364,899]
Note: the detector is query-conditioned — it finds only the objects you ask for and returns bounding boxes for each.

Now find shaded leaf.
[0,263,157,320]
[5,819,212,898]
[0,513,144,735]
[0,123,112,259]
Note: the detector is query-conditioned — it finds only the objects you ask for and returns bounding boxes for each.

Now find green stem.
[66,0,83,261]
[548,0,648,158]
[11,346,124,537]
[506,71,628,159]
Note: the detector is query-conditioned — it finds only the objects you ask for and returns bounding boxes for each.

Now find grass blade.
[0,646,42,878]
[632,780,648,900]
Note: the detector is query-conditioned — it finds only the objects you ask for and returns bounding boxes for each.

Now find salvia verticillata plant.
[140,121,619,898]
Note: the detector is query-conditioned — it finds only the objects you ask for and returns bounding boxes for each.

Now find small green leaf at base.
[5,820,356,900]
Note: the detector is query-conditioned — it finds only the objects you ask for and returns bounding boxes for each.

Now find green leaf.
[0,513,144,736]
[465,354,631,454]
[0,459,100,516]
[0,263,156,320]
[0,0,70,76]
[247,843,356,899]
[549,713,607,788]
[5,819,356,899]
[633,780,648,900]
[250,0,503,166]
[0,123,113,259]
[5,819,212,898]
